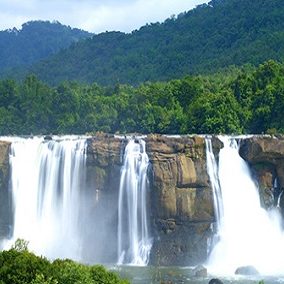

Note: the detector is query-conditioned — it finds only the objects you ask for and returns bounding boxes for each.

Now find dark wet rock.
[208,279,224,284]
[193,265,207,277]
[44,135,52,140]
[235,265,259,275]
[0,141,12,239]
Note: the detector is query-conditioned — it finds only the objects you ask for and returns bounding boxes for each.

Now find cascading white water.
[205,138,224,255]
[4,136,87,260]
[207,136,284,276]
[117,138,152,266]
[205,138,223,230]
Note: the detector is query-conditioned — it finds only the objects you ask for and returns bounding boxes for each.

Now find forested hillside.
[19,0,284,85]
[0,0,283,135]
[0,60,283,135]
[0,21,91,76]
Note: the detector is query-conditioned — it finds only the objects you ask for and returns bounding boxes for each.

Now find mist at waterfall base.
[206,137,284,276]
[0,136,151,268]
[0,136,119,264]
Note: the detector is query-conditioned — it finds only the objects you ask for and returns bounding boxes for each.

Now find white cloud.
[0,0,207,33]
[80,0,205,33]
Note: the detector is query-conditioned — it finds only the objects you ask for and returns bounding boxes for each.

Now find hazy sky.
[0,0,208,33]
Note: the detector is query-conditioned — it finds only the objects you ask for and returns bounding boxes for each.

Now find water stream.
[207,136,284,276]
[118,138,152,266]
[3,136,87,260]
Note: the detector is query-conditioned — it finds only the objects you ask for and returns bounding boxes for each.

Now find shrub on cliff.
[0,248,50,284]
[0,240,129,284]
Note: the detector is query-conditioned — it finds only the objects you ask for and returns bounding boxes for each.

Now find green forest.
[0,21,91,77]
[0,60,283,135]
[0,0,284,135]
[0,0,284,86]
[23,0,284,85]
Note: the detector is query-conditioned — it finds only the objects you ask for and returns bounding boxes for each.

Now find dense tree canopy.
[9,0,284,85]
[0,240,128,284]
[0,60,284,135]
[0,21,91,77]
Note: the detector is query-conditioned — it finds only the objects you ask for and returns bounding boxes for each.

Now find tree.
[188,90,243,134]
[20,75,54,134]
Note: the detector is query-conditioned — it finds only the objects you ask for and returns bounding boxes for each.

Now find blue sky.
[0,0,208,33]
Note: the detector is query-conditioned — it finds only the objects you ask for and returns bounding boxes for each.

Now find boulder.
[193,265,207,277]
[235,265,259,275]
[208,279,224,284]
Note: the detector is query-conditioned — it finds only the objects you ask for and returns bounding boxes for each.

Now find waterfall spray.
[5,136,87,260]
[207,136,284,276]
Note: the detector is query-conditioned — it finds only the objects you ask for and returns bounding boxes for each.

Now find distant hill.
[4,0,284,85]
[0,20,92,75]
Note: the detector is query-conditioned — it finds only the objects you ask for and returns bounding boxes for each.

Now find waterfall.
[205,138,223,231]
[4,136,87,260]
[117,138,152,266]
[207,136,284,276]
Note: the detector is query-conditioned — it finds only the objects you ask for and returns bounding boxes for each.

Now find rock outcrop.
[85,134,284,265]
[86,133,123,192]
[0,141,11,238]
[146,135,215,265]
[85,134,221,266]
[84,133,124,263]
[239,136,284,211]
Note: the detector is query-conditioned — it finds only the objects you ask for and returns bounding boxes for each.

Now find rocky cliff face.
[84,134,124,263]
[0,141,11,238]
[146,135,215,266]
[86,134,284,266]
[239,136,284,213]
[86,134,221,266]
[1,134,283,266]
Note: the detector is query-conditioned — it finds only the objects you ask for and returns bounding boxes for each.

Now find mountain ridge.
[0,20,92,76]
[1,0,284,85]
